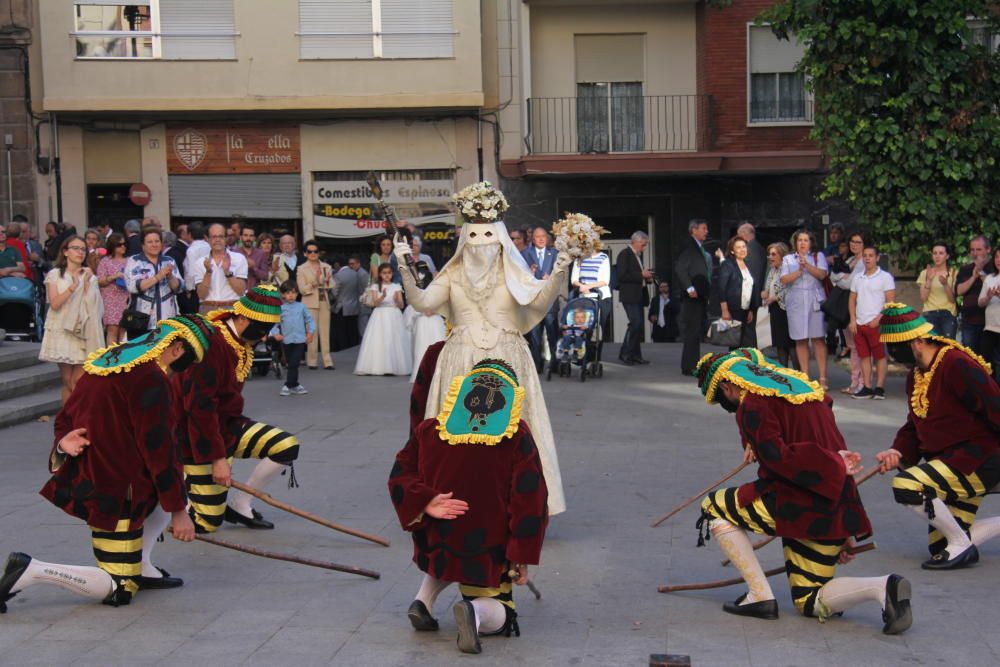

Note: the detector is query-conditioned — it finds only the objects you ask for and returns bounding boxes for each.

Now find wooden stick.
[720,467,883,566]
[194,533,381,579]
[651,462,749,528]
[659,542,875,593]
[230,480,390,547]
[508,569,542,600]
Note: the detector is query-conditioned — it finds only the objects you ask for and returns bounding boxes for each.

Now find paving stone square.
[0,343,997,666]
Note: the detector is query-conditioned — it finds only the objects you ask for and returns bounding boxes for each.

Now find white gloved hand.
[392,233,412,264]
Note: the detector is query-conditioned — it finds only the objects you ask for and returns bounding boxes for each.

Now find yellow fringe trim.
[880,322,935,343]
[435,368,525,446]
[910,340,992,419]
[212,318,253,383]
[82,318,206,376]
[704,356,825,405]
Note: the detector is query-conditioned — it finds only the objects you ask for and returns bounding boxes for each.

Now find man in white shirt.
[849,245,896,400]
[189,223,248,314]
[183,222,211,291]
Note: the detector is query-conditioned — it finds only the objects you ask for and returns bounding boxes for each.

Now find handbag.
[119,302,150,338]
[821,286,851,328]
[707,319,743,348]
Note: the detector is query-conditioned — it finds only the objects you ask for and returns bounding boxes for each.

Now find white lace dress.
[404,305,446,383]
[354,283,412,376]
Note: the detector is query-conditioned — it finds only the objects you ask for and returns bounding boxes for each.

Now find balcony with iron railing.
[525,94,713,155]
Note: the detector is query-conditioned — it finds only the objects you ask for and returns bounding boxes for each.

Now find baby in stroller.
[557,307,592,363]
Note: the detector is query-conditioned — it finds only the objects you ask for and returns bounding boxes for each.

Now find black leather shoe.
[722,593,779,620]
[225,506,275,529]
[408,599,439,631]
[881,574,912,635]
[620,358,635,366]
[921,544,979,570]
[0,552,31,614]
[635,358,650,365]
[136,566,184,590]
[453,600,482,654]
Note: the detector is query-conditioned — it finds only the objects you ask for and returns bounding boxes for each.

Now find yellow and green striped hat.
[878,303,934,343]
[83,315,211,376]
[233,283,283,324]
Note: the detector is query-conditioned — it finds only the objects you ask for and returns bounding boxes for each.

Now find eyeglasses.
[67,245,87,252]
[305,249,319,255]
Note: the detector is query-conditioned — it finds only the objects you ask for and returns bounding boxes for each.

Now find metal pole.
[52,113,63,222]
[5,143,12,222]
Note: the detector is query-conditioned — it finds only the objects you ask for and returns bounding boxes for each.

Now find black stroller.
[250,336,284,379]
[547,297,604,382]
[0,277,44,341]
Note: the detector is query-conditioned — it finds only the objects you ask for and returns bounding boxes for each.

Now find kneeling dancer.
[693,349,911,634]
[875,304,1000,569]
[388,359,548,655]
[0,317,207,611]
[173,285,301,532]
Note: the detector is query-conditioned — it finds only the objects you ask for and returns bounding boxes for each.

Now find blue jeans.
[960,322,983,354]
[923,310,957,340]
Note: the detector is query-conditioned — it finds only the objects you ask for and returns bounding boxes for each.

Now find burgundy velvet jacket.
[892,347,1000,477]
[171,323,247,464]
[40,361,186,531]
[735,393,872,541]
[389,419,548,588]
[409,340,445,438]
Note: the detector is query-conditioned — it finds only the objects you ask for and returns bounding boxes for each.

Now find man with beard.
[0,317,208,611]
[690,349,912,634]
[173,285,301,532]
[393,182,568,516]
[876,304,1000,569]
[389,359,548,654]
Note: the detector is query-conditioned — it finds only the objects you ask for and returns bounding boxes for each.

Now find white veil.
[435,220,545,306]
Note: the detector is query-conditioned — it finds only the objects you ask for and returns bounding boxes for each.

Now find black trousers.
[332,312,361,350]
[728,307,758,350]
[621,302,644,361]
[680,297,707,373]
[530,310,560,371]
[283,342,305,388]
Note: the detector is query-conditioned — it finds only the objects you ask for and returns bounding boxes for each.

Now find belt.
[201,300,237,307]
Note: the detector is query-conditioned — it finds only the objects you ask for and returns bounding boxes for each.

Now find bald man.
[273,235,305,286]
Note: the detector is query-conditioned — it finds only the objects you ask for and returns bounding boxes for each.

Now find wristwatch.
[225,272,234,278]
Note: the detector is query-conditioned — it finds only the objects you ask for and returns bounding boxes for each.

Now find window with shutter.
[298,0,453,60]
[73,0,157,58]
[160,0,236,59]
[747,25,811,124]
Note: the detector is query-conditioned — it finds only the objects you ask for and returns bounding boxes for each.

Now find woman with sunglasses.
[297,240,335,370]
[96,232,129,344]
[39,235,105,403]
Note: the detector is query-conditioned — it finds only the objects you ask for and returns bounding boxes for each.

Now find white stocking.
[816,576,888,616]
[470,597,506,634]
[140,507,171,578]
[12,558,115,600]
[971,516,1000,547]
[710,519,775,604]
[909,499,972,553]
[229,459,285,517]
[414,573,451,612]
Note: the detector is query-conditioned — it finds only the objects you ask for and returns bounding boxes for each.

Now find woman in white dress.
[354,263,412,376]
[404,261,447,381]
[39,235,105,403]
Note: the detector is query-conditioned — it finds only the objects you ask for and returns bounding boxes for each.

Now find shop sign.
[166,125,300,174]
[313,174,455,239]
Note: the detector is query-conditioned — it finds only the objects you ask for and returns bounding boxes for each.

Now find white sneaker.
[291,385,308,395]
[279,386,291,396]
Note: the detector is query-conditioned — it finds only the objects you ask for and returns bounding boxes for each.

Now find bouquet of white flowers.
[552,212,608,259]
[452,181,509,224]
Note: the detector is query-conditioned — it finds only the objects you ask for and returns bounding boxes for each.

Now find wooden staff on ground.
[651,462,749,528]
[194,532,381,579]
[720,467,882,566]
[230,480,390,547]
[659,542,875,593]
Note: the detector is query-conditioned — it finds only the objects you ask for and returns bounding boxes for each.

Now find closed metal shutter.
[169,174,301,219]
[160,0,237,59]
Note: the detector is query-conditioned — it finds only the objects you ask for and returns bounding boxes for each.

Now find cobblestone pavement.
[0,343,997,666]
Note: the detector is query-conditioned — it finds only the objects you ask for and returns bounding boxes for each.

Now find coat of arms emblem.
[173,129,207,171]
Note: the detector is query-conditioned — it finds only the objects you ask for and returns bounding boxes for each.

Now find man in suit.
[674,219,712,375]
[124,219,142,256]
[332,255,367,349]
[737,223,767,294]
[272,234,306,287]
[521,226,561,373]
[616,231,654,364]
[648,280,678,343]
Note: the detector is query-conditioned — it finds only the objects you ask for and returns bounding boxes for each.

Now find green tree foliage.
[754,0,1000,269]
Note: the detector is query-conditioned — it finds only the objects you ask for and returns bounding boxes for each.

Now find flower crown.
[552,212,608,258]
[452,181,509,224]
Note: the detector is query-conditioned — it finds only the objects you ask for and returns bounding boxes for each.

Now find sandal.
[819,377,829,391]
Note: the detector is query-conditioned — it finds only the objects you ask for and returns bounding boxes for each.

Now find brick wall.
[0,0,37,226]
[699,0,815,153]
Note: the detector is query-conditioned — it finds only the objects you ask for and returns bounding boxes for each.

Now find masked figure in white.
[394,217,568,515]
